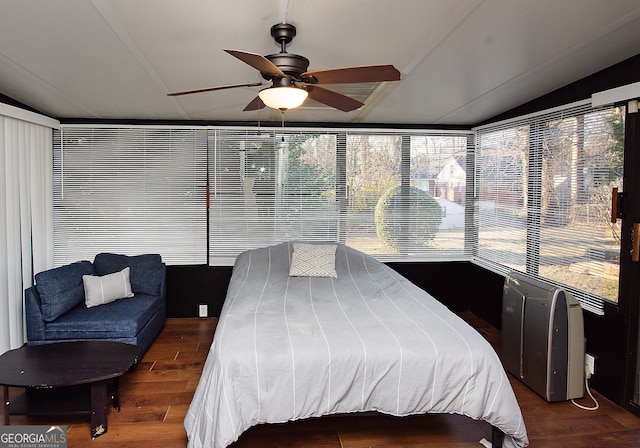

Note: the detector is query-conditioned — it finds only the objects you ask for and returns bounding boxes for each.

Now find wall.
[166,265,231,318]
[164,262,494,320]
[388,261,504,327]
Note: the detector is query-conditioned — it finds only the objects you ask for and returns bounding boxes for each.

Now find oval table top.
[0,341,143,388]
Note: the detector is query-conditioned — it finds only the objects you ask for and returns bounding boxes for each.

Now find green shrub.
[375,186,442,250]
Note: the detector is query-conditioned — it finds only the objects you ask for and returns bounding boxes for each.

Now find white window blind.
[54,125,471,267]
[410,133,471,259]
[54,126,207,265]
[344,133,401,256]
[208,129,338,265]
[344,132,470,260]
[208,128,471,265]
[475,101,625,314]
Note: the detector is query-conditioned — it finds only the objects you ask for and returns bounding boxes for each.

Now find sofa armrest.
[25,286,46,342]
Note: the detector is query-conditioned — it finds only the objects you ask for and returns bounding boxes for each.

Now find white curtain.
[0,109,55,353]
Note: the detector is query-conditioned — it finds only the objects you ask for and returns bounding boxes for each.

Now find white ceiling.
[1,0,640,126]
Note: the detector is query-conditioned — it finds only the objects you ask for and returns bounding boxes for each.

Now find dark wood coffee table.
[0,341,142,438]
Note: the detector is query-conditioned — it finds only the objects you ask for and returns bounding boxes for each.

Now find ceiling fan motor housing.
[263,23,310,79]
[264,53,309,79]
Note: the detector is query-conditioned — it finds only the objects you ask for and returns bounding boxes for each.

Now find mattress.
[185,242,528,447]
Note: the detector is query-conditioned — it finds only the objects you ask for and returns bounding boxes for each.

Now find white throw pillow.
[83,267,134,308]
[289,243,338,278]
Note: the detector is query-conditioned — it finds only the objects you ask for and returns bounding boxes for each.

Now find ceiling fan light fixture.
[258,86,308,110]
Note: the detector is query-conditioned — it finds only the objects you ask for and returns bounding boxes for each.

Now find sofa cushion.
[44,293,164,340]
[35,261,95,322]
[94,253,163,296]
[83,267,134,308]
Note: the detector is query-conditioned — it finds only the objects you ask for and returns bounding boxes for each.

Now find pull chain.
[257,106,262,135]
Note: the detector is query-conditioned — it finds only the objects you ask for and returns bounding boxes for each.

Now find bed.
[185,242,529,448]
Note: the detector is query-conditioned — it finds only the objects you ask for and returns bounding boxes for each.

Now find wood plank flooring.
[3,314,640,447]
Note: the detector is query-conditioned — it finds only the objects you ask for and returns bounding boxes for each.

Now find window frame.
[473,99,625,315]
[52,109,623,316]
[207,127,474,265]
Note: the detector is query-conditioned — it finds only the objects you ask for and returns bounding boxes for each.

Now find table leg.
[2,385,8,425]
[110,378,121,412]
[90,382,108,438]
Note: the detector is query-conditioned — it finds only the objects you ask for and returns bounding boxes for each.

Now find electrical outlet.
[199,304,208,318]
[585,353,595,379]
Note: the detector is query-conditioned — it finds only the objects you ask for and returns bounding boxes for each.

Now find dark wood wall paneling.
[164,263,506,327]
[165,265,232,318]
[164,262,505,324]
[387,261,505,328]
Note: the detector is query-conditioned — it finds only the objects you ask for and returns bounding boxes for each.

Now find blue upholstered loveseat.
[25,253,166,353]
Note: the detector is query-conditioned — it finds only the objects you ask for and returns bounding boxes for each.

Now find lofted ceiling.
[1,0,640,126]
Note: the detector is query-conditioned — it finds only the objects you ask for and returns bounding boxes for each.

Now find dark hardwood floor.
[3,314,640,447]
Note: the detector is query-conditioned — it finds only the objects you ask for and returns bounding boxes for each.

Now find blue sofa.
[25,253,166,353]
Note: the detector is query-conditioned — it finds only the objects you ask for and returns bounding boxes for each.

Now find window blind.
[344,131,470,261]
[208,128,338,265]
[54,125,472,267]
[54,126,207,265]
[208,128,472,265]
[474,101,625,314]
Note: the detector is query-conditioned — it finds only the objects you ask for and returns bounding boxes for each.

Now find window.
[53,126,207,265]
[344,132,470,260]
[208,129,338,265]
[55,112,622,315]
[344,133,401,255]
[475,101,625,313]
[54,126,472,266]
[475,125,529,271]
[207,129,472,264]
[411,134,470,258]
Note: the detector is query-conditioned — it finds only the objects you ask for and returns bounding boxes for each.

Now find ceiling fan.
[167,23,401,112]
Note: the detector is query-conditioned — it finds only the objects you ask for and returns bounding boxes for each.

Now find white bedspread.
[185,243,528,447]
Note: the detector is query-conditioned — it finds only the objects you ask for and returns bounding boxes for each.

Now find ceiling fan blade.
[224,49,287,78]
[302,64,400,84]
[243,96,266,112]
[167,82,263,96]
[305,85,364,112]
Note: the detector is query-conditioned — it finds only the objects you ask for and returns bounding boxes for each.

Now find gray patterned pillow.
[83,267,134,308]
[289,243,338,278]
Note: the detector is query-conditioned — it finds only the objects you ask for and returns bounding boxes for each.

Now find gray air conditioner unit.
[502,272,585,402]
